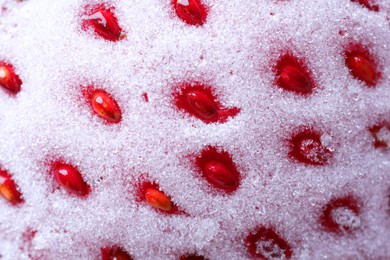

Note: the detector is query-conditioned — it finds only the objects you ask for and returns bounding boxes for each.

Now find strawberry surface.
[0,0,389,259]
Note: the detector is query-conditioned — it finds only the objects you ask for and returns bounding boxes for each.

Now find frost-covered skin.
[0,0,389,259]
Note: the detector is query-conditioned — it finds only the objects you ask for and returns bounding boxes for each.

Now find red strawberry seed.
[145,187,174,212]
[274,54,315,95]
[0,62,22,94]
[89,89,122,124]
[173,0,208,26]
[140,181,181,214]
[81,5,124,42]
[51,162,90,197]
[0,168,23,205]
[196,146,240,193]
[345,48,380,87]
[174,83,240,124]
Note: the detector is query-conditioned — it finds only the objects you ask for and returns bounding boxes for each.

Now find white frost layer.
[0,0,389,259]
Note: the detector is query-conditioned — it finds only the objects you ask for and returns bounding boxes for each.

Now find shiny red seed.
[101,246,133,260]
[82,5,124,42]
[0,62,22,94]
[139,181,180,214]
[173,0,208,26]
[145,187,174,212]
[175,84,240,124]
[90,89,122,124]
[369,123,390,148]
[51,162,90,197]
[196,146,240,193]
[245,226,292,259]
[320,195,361,234]
[0,169,23,205]
[289,129,332,166]
[275,54,314,95]
[345,49,380,87]
[351,0,379,11]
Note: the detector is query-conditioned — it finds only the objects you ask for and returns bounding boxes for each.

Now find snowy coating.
[0,0,389,259]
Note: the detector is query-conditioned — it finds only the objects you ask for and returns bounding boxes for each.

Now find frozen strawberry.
[174,83,240,123]
[173,0,208,26]
[245,226,292,259]
[274,54,315,95]
[81,4,124,42]
[0,168,23,205]
[320,195,361,234]
[195,146,240,193]
[88,89,122,124]
[101,246,133,260]
[0,62,22,94]
[0,0,388,259]
[51,162,90,197]
[345,47,380,87]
